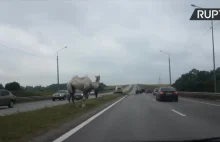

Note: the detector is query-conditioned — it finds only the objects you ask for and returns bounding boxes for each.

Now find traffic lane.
[147,93,220,128]
[0,92,113,116]
[146,93,220,137]
[63,93,220,142]
[123,84,133,92]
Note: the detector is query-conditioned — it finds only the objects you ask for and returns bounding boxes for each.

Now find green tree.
[5,82,21,91]
[173,68,218,92]
[97,82,107,91]
[0,84,3,89]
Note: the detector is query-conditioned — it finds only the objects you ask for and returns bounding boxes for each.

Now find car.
[74,90,84,100]
[52,90,68,101]
[114,86,123,94]
[153,88,159,95]
[156,87,178,102]
[146,88,153,93]
[0,89,16,108]
[89,90,95,95]
[135,89,141,94]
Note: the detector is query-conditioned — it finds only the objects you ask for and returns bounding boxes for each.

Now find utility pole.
[191,4,217,92]
[56,46,67,90]
[160,50,172,85]
[211,20,216,92]
[169,56,171,85]
[159,76,161,85]
[57,52,59,86]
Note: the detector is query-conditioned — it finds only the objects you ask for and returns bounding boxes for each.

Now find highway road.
[0,85,132,116]
[0,92,113,116]
[54,85,220,142]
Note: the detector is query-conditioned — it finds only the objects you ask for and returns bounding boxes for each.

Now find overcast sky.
[0,0,220,86]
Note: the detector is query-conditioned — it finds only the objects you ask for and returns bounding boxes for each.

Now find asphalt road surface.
[0,92,113,116]
[0,85,133,116]
[58,85,220,142]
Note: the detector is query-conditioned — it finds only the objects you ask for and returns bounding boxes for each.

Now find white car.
[114,86,123,94]
[89,90,95,95]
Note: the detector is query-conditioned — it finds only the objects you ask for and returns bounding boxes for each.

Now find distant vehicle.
[89,90,95,95]
[136,89,141,94]
[0,89,16,108]
[146,88,153,93]
[74,90,84,100]
[156,87,178,102]
[141,89,145,93]
[153,88,159,95]
[114,86,123,94]
[52,90,68,101]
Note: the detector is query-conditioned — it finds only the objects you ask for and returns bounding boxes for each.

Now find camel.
[67,75,100,107]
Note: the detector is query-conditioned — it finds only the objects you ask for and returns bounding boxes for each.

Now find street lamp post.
[57,46,67,87]
[160,50,172,85]
[191,4,216,92]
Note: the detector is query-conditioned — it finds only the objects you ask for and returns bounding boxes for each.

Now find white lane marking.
[53,96,126,142]
[180,98,220,107]
[171,109,186,116]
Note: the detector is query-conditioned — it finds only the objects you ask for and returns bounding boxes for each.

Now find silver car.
[74,90,84,100]
[52,90,68,101]
[89,90,95,95]
[114,86,123,94]
[0,89,16,108]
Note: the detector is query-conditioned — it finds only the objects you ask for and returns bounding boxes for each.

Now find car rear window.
[160,88,176,91]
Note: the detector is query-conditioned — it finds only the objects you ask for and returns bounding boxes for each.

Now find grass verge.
[12,90,55,97]
[0,94,125,142]
[138,84,169,89]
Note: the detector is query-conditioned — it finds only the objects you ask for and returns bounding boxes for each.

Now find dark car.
[136,89,142,94]
[146,88,153,93]
[156,87,178,102]
[153,88,159,95]
[52,90,68,101]
[74,90,84,100]
[0,89,16,108]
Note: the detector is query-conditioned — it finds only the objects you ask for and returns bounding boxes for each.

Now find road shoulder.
[28,96,126,142]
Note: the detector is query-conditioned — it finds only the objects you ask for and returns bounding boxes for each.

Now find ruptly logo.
[190,9,220,20]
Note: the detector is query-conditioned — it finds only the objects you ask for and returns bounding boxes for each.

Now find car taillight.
[173,91,178,95]
[160,92,164,95]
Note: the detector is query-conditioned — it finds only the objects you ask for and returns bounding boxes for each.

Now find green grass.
[100,85,116,93]
[100,85,130,93]
[138,84,170,89]
[0,94,124,142]
[11,90,55,97]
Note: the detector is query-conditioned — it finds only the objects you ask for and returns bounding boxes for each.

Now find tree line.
[172,67,220,92]
[0,82,107,92]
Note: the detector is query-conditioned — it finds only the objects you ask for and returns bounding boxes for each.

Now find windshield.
[1,1,220,142]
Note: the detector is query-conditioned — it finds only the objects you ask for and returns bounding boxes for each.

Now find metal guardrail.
[178,91,220,100]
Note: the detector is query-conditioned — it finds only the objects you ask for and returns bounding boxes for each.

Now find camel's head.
[95,75,100,82]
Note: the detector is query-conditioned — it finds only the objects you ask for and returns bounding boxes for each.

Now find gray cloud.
[0,0,220,86]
